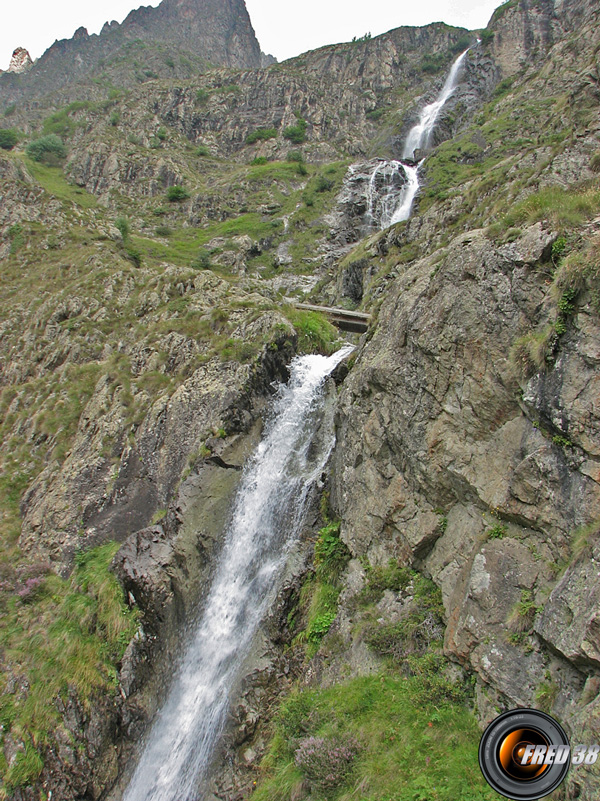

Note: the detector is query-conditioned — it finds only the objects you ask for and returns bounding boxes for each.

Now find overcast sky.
[1,0,503,71]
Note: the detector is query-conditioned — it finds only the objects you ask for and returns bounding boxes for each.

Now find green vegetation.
[508,589,539,634]
[284,309,340,355]
[487,522,508,540]
[0,129,18,151]
[297,521,349,648]
[166,185,190,202]
[254,672,501,801]
[283,116,308,144]
[24,158,97,209]
[25,135,67,166]
[246,127,278,145]
[0,543,138,793]
[42,101,93,138]
[115,216,130,240]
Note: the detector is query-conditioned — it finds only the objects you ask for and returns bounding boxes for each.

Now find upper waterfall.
[352,47,470,231]
[402,48,470,161]
[122,345,354,801]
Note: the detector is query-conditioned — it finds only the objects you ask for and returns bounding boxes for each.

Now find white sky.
[1,0,503,71]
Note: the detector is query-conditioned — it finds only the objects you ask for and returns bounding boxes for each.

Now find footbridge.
[291,302,371,334]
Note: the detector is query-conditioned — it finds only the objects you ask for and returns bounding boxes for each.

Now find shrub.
[286,150,304,163]
[196,145,210,157]
[26,134,67,165]
[359,560,412,605]
[191,250,211,270]
[109,111,120,126]
[0,128,18,150]
[480,29,495,46]
[156,126,167,141]
[246,127,278,145]
[166,185,190,202]
[315,175,334,193]
[195,88,210,105]
[591,151,600,173]
[155,225,172,237]
[251,156,269,165]
[283,116,307,144]
[115,217,130,240]
[4,104,16,117]
[366,107,386,122]
[294,735,360,793]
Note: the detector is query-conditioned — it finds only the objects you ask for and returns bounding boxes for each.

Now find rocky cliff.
[1,0,600,798]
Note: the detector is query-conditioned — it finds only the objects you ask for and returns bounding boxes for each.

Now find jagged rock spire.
[8,47,33,73]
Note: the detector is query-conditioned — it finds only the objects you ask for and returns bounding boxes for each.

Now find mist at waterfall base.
[366,47,469,230]
[122,345,354,801]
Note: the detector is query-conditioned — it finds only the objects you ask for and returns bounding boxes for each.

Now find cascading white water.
[366,47,469,230]
[402,48,469,161]
[366,160,408,228]
[122,345,354,801]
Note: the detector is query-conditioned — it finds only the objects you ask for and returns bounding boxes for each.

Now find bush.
[155,225,172,237]
[283,116,307,144]
[166,185,190,202]
[196,145,210,157]
[246,127,278,145]
[109,111,120,126]
[156,126,167,141]
[295,735,360,793]
[286,150,304,163]
[26,134,67,165]
[251,156,269,165]
[480,29,495,46]
[115,217,130,240]
[195,88,210,105]
[591,151,600,173]
[192,250,211,270]
[0,128,18,150]
[315,175,335,193]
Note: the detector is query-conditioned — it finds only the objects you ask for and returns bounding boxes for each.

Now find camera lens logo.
[479,709,570,800]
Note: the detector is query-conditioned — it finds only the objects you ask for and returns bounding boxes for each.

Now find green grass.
[0,543,138,793]
[253,674,502,801]
[24,158,98,209]
[284,308,340,355]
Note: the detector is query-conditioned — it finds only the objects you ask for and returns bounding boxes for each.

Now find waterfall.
[122,345,354,801]
[365,47,469,230]
[402,48,470,161]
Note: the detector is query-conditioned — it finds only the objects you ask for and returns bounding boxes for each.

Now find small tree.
[0,129,18,151]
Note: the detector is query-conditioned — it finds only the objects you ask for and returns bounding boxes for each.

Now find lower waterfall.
[122,345,354,801]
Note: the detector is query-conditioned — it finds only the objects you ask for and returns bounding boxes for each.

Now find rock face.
[7,48,33,74]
